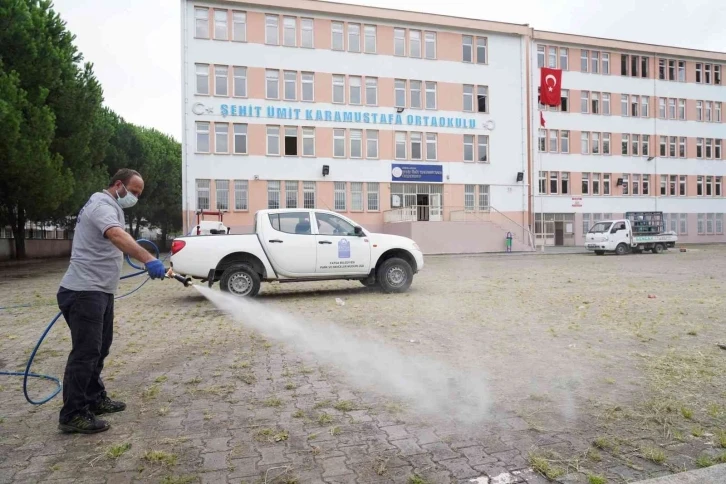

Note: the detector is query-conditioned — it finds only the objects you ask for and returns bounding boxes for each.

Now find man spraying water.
[56,169,166,434]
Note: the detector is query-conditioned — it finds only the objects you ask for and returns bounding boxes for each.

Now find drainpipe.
[180,0,191,233]
[519,34,527,244]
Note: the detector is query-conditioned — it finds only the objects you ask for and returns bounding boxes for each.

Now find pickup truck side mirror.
[354,226,363,236]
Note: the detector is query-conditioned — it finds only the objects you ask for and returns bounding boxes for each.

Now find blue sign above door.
[391,164,443,183]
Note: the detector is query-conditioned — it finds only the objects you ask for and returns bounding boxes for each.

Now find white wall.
[536,195,726,214]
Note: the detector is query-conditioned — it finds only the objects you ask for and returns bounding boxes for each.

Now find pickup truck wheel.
[377,258,413,293]
[615,243,628,256]
[220,264,261,297]
[653,243,665,254]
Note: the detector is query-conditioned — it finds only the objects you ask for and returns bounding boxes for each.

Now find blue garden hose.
[0,239,164,405]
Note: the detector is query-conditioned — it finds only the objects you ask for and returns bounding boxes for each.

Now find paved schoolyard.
[1,247,726,484]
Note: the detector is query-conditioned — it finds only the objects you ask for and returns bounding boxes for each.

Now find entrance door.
[416,194,429,221]
[554,221,565,246]
[544,220,555,246]
[430,193,442,221]
[313,212,371,275]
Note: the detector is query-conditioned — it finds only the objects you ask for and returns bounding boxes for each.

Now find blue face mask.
[116,184,138,209]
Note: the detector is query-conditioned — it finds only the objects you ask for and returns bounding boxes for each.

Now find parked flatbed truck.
[585,211,677,255]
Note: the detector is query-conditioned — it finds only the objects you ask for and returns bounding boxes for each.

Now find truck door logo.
[338,239,350,259]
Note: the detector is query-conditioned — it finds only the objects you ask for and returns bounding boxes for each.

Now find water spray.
[0,239,194,405]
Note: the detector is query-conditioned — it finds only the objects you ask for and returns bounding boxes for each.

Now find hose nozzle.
[165,267,193,287]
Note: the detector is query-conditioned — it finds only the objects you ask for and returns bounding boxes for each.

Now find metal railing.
[449,206,535,248]
[383,205,443,223]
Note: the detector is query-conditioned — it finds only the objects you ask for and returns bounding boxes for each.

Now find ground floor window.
[196,179,210,210]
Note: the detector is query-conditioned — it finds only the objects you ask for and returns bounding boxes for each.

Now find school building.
[180,0,726,252]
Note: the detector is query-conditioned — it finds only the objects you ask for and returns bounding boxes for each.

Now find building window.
[212,9,228,40]
[476,37,487,64]
[233,66,247,97]
[366,130,378,158]
[677,99,685,119]
[603,174,610,195]
[301,72,314,101]
[283,16,296,46]
[660,175,667,195]
[658,98,666,118]
[214,65,228,95]
[410,132,422,160]
[697,101,703,121]
[717,102,722,122]
[706,101,713,122]
[561,172,570,194]
[303,181,316,209]
[602,133,610,154]
[621,134,629,156]
[367,183,379,211]
[591,92,600,114]
[465,185,475,211]
[581,132,590,155]
[477,86,488,113]
[426,133,437,160]
[284,181,298,209]
[196,179,210,210]
[549,130,558,153]
[592,132,600,154]
[717,214,724,235]
[464,135,474,162]
[463,85,474,112]
[348,23,360,52]
[478,135,489,162]
[234,180,248,210]
[195,8,210,38]
[602,93,610,114]
[196,122,210,153]
[301,18,313,47]
[707,176,714,196]
[478,185,490,211]
[233,124,247,154]
[716,140,722,160]
[538,171,546,194]
[621,94,629,117]
[706,138,713,159]
[363,77,376,105]
[334,129,345,157]
[284,127,298,156]
[395,132,407,159]
[350,182,363,211]
[332,22,344,50]
[425,82,437,109]
[283,71,296,101]
[266,126,280,155]
[582,173,589,195]
[631,95,640,117]
[349,76,362,105]
[409,30,421,58]
[425,32,436,59]
[548,46,556,68]
[195,64,209,95]
[602,52,609,74]
[697,214,705,234]
[463,35,473,62]
[581,91,589,113]
[394,79,406,108]
[215,179,229,210]
[302,127,315,156]
[265,69,279,99]
[632,134,639,156]
[697,176,704,196]
[561,48,569,70]
[364,25,376,53]
[350,129,363,158]
[333,75,345,103]
[538,129,546,152]
[267,181,280,209]
[642,135,650,157]
[592,173,600,195]
[591,51,600,74]
[394,28,405,56]
[622,175,629,195]
[265,15,279,45]
[581,50,588,72]
[410,80,422,109]
[679,176,686,196]
[214,124,228,153]
[643,174,650,195]
[334,182,346,211]
[561,130,570,153]
[697,138,704,158]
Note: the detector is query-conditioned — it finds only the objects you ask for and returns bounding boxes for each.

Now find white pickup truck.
[170,209,424,297]
[585,218,677,255]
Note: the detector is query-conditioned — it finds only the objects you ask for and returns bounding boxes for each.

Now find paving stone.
[392,438,426,456]
[422,442,461,462]
[202,436,231,453]
[321,456,354,478]
[258,445,291,466]
[202,451,229,471]
[438,458,479,479]
[459,446,499,467]
[228,456,261,479]
[201,471,228,483]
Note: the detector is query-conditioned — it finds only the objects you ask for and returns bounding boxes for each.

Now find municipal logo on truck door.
[338,239,350,259]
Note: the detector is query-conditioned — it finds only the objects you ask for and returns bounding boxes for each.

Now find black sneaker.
[90,396,126,416]
[58,412,110,434]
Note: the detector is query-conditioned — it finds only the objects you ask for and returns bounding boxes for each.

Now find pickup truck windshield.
[588,222,612,234]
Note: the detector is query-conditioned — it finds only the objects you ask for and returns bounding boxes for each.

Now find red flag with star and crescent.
[540,67,562,106]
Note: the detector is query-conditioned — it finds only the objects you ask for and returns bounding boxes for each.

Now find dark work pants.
[57,287,114,423]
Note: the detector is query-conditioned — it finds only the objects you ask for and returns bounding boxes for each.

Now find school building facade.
[180,0,726,252]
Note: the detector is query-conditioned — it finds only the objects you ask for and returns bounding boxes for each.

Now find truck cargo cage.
[625,211,664,235]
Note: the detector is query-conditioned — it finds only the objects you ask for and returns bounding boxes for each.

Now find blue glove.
[145,259,166,280]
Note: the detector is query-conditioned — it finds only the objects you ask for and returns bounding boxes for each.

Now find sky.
[52,0,726,141]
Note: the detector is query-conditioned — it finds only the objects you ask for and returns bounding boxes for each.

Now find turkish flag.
[540,67,562,106]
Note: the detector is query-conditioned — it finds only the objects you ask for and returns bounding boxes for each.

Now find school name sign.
[216,103,481,129]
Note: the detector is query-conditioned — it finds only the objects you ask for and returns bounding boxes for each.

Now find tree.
[0,64,72,258]
[0,0,109,257]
